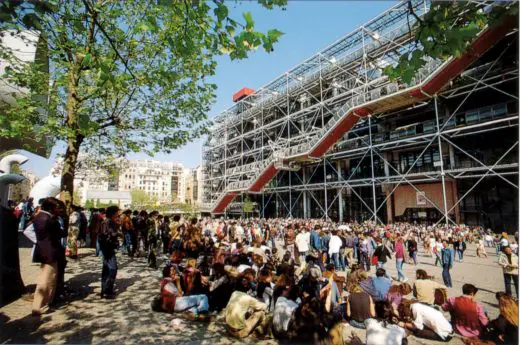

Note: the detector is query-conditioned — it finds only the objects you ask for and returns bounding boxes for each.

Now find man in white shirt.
[398,302,452,341]
[328,230,343,271]
[295,228,311,264]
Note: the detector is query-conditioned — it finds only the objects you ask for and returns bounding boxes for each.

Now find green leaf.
[81,53,91,67]
[243,11,254,31]
[267,28,284,42]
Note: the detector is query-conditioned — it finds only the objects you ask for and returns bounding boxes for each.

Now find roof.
[86,190,131,200]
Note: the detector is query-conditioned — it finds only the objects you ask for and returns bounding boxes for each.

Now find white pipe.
[30,175,61,204]
[0,154,29,174]
[0,173,25,207]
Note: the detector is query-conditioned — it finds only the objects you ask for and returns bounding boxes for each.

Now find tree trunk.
[60,71,82,214]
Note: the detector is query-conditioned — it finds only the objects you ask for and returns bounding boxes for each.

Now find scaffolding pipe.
[368,116,378,222]
[435,96,450,226]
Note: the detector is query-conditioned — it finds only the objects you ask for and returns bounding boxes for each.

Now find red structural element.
[409,16,517,100]
[249,163,277,192]
[232,87,255,102]
[213,192,238,213]
[310,107,370,158]
[212,18,516,213]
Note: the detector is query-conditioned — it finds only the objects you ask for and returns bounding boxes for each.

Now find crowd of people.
[11,196,520,345]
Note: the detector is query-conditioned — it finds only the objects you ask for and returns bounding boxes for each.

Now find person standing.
[160,216,171,255]
[147,211,159,269]
[88,208,103,249]
[121,210,134,257]
[372,238,391,271]
[98,205,121,298]
[284,224,296,262]
[407,235,418,265]
[31,197,63,315]
[441,239,454,288]
[66,205,81,259]
[19,197,34,231]
[329,230,344,271]
[295,227,310,265]
[498,246,518,297]
[394,235,407,282]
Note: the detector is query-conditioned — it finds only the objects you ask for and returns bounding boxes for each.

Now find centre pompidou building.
[202,0,519,231]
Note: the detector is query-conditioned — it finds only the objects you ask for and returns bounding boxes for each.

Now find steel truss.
[201,0,518,222]
[260,44,518,224]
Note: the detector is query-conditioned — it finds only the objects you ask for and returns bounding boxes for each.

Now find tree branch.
[407,0,423,24]
[81,0,136,80]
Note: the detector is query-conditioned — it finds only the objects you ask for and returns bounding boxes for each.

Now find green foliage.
[177,203,199,219]
[72,190,81,205]
[384,1,518,83]
[0,0,286,207]
[84,199,93,209]
[243,196,254,215]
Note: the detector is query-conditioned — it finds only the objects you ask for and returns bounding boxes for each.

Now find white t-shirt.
[272,297,299,334]
[501,238,509,247]
[366,319,406,345]
[329,235,342,255]
[295,232,310,252]
[411,303,452,340]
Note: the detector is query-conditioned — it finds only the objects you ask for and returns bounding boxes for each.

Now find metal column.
[368,116,377,222]
[303,168,308,219]
[323,159,328,220]
[434,96,450,226]
[336,160,344,222]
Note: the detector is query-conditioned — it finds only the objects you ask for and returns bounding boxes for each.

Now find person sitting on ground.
[256,268,274,311]
[272,282,299,338]
[371,268,392,302]
[486,292,518,345]
[208,263,233,312]
[413,269,447,306]
[441,283,489,339]
[397,299,453,342]
[153,265,211,321]
[346,283,376,329]
[386,282,413,317]
[225,290,269,338]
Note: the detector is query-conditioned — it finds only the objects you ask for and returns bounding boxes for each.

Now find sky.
[21,1,395,178]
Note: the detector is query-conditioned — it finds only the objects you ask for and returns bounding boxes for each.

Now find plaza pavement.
[0,235,509,345]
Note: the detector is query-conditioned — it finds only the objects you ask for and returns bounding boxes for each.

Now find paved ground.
[0,236,509,345]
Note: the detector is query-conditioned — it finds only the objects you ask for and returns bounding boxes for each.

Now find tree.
[84,199,93,209]
[243,196,254,217]
[95,198,100,208]
[72,190,81,205]
[384,1,518,83]
[0,0,287,213]
[130,189,152,210]
[177,202,199,219]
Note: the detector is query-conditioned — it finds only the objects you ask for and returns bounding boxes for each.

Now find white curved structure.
[0,154,29,173]
[29,175,61,204]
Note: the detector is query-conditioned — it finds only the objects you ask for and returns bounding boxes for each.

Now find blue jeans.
[504,274,519,298]
[410,251,417,265]
[396,258,406,281]
[101,254,118,295]
[331,253,341,270]
[442,264,452,288]
[174,295,209,315]
[457,249,464,261]
[349,319,366,329]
